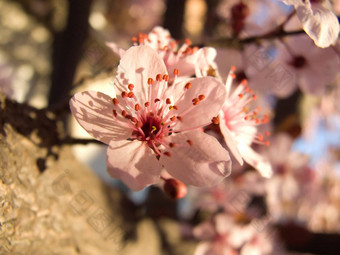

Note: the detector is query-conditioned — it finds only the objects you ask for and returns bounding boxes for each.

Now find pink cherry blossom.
[106,26,218,81]
[70,45,231,190]
[219,68,273,178]
[281,0,340,48]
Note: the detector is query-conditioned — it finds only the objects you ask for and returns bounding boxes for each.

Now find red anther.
[113,110,117,117]
[244,116,249,120]
[169,143,176,148]
[135,104,141,111]
[238,93,243,98]
[121,110,127,117]
[212,116,220,125]
[173,105,178,110]
[148,78,154,85]
[166,98,171,104]
[231,73,236,79]
[177,116,183,122]
[128,84,134,91]
[253,111,258,116]
[173,69,179,76]
[112,98,119,105]
[154,98,160,103]
[131,36,137,42]
[198,94,205,101]
[164,151,171,157]
[231,66,236,72]
[170,116,176,121]
[241,79,248,86]
[163,74,169,81]
[121,91,128,98]
[128,92,134,98]
[265,131,271,136]
[265,141,270,146]
[258,134,264,141]
[156,74,162,81]
[163,178,187,200]
[171,41,177,48]
[185,82,192,90]
[131,117,137,123]
[186,140,193,146]
[252,94,257,100]
[136,121,143,128]
[145,102,150,107]
[192,98,200,105]
[184,38,192,45]
[245,87,250,92]
[255,118,260,124]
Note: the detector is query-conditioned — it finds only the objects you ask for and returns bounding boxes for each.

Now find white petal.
[107,140,162,190]
[114,45,168,102]
[159,131,231,187]
[238,144,273,178]
[69,91,131,144]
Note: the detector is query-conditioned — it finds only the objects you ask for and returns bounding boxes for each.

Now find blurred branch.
[163,0,186,39]
[48,0,93,108]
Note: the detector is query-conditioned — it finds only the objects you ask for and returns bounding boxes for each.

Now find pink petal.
[159,131,231,187]
[107,140,162,190]
[115,45,168,102]
[167,76,226,131]
[70,91,131,144]
[238,144,273,178]
[195,47,218,77]
[219,113,244,165]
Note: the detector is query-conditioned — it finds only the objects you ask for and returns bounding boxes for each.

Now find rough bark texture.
[0,94,196,255]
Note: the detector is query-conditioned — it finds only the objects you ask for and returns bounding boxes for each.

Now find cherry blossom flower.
[281,0,340,48]
[219,67,273,178]
[106,26,218,81]
[70,45,231,190]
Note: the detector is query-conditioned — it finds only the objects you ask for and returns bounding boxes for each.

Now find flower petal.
[106,42,126,58]
[107,140,162,190]
[219,114,244,165]
[69,91,131,144]
[159,131,231,187]
[238,144,272,178]
[114,45,168,103]
[167,76,227,131]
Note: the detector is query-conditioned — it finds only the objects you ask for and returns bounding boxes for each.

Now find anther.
[154,98,160,103]
[241,79,248,86]
[184,38,192,45]
[186,140,193,146]
[177,116,183,122]
[169,143,176,148]
[265,141,270,146]
[166,98,171,104]
[170,116,176,121]
[156,74,162,81]
[173,69,179,76]
[121,110,127,117]
[198,94,205,101]
[136,121,143,128]
[192,98,200,105]
[131,36,137,43]
[184,82,192,90]
[163,74,169,81]
[121,91,128,98]
[231,66,236,72]
[212,116,220,125]
[252,94,257,100]
[164,151,171,157]
[169,105,174,110]
[145,102,150,107]
[128,92,134,98]
[128,84,134,91]
[148,78,154,85]
[135,104,141,111]
[173,105,178,110]
[265,131,271,136]
[113,110,117,117]
[112,98,119,105]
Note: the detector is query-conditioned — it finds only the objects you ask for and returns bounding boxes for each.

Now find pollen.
[145,102,150,107]
[198,94,205,101]
[173,69,179,76]
[128,92,134,98]
[163,74,169,81]
[148,78,154,85]
[185,82,192,90]
[135,104,141,111]
[121,91,128,98]
[156,74,162,81]
[192,98,200,105]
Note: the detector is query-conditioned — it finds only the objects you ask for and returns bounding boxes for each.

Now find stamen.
[198,94,205,101]
[112,98,119,105]
[170,116,176,121]
[128,84,134,91]
[121,110,127,117]
[212,116,220,124]
[145,102,150,107]
[186,140,193,146]
[185,82,192,90]
[173,105,178,110]
[135,104,141,111]
[148,78,154,85]
[128,92,134,98]
[173,69,179,76]
[177,116,183,122]
[164,151,171,157]
[192,98,200,105]
[166,98,171,104]
[113,110,117,117]
[169,143,176,148]
[156,74,162,81]
[163,74,169,81]
[121,91,128,98]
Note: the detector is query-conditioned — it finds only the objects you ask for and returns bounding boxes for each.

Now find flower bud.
[163,178,187,199]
